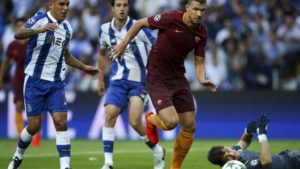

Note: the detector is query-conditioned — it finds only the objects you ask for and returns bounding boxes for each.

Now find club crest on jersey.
[129,44,138,53]
[27,17,36,24]
[154,14,161,22]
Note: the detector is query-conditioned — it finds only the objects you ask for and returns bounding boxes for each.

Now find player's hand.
[97,79,106,96]
[257,114,270,135]
[199,79,217,92]
[245,120,257,134]
[108,43,126,60]
[38,23,58,33]
[84,65,100,79]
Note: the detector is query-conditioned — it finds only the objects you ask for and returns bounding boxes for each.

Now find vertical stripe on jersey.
[24,35,38,68]
[127,19,146,83]
[109,22,129,80]
[54,23,69,81]
[33,16,54,79]
[142,28,156,45]
[108,23,118,80]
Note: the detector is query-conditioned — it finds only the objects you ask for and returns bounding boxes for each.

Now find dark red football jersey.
[6,40,27,85]
[147,10,207,79]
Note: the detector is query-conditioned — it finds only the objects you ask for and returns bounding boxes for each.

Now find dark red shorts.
[146,75,195,113]
[12,83,24,103]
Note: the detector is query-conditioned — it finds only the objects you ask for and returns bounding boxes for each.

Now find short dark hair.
[111,0,131,7]
[187,0,207,4]
[207,146,226,167]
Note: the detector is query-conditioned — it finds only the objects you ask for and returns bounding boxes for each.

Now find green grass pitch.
[0,139,299,169]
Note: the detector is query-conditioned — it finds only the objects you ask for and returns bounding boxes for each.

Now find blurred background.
[0,0,300,140]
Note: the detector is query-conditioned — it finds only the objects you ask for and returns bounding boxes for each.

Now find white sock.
[56,131,71,169]
[14,127,33,159]
[102,127,115,166]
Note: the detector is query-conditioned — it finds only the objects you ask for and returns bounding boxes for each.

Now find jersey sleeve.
[147,12,172,30]
[98,26,108,50]
[195,26,208,57]
[24,12,46,29]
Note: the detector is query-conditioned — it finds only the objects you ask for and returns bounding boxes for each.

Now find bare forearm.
[14,28,42,39]
[237,132,253,149]
[195,57,206,82]
[65,52,86,71]
[122,18,149,47]
[98,51,106,80]
[260,141,272,166]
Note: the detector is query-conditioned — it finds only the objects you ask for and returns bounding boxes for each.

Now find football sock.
[56,131,71,169]
[171,129,194,169]
[15,112,24,136]
[14,127,33,159]
[147,114,168,130]
[102,127,115,166]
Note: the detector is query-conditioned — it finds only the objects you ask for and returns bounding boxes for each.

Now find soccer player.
[7,1,99,169]
[110,0,217,168]
[208,115,300,169]
[0,18,27,136]
[98,0,165,169]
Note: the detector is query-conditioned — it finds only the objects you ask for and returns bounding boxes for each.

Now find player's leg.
[48,81,70,169]
[170,111,196,169]
[129,96,166,169]
[13,83,24,136]
[102,104,121,169]
[101,82,127,169]
[52,112,70,169]
[170,82,196,169]
[15,100,24,136]
[146,75,179,131]
[8,75,44,169]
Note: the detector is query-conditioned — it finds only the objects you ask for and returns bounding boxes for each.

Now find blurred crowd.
[0,0,300,91]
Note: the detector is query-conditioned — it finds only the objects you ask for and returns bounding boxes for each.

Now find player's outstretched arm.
[65,51,99,79]
[14,23,58,40]
[257,114,272,167]
[97,49,106,96]
[109,18,150,59]
[195,56,217,92]
[236,120,257,150]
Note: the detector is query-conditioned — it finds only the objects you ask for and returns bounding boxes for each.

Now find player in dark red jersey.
[110,0,217,168]
[0,18,27,136]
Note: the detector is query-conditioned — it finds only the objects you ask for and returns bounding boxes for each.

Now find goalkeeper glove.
[245,120,257,135]
[257,114,270,135]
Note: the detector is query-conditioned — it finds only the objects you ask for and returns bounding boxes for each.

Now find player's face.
[186,1,206,25]
[49,0,70,22]
[222,147,240,162]
[112,0,129,21]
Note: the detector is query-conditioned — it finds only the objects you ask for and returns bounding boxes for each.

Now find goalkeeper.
[207,114,300,169]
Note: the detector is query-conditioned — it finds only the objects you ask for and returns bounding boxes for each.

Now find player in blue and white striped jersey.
[97,0,165,169]
[8,1,99,169]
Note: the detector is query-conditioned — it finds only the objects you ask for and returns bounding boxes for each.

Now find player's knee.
[129,118,141,129]
[165,120,179,130]
[54,119,67,130]
[105,113,118,124]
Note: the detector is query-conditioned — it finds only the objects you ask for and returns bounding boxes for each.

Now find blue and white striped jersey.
[24,11,73,82]
[99,17,156,83]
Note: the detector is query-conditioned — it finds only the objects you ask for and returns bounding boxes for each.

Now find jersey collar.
[47,11,65,24]
[111,16,131,31]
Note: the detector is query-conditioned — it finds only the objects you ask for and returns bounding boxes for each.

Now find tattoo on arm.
[15,28,41,39]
